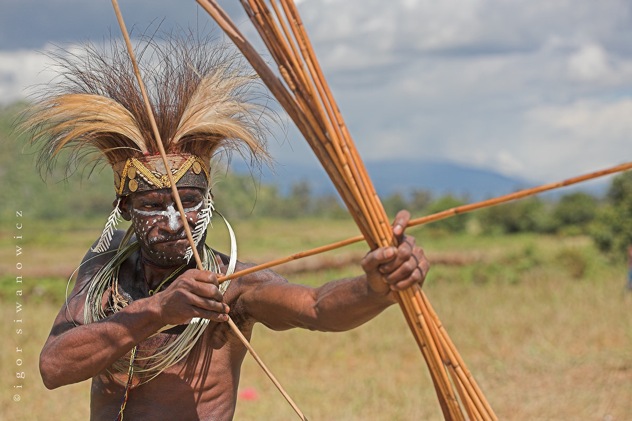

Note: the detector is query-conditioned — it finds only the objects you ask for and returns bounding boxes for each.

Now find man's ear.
[118,197,132,221]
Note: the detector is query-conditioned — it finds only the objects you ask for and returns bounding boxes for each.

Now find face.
[125,188,205,266]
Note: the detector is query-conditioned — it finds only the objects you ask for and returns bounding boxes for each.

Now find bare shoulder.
[229,259,289,295]
[214,253,290,320]
[73,230,129,290]
[60,230,131,324]
[218,255,320,331]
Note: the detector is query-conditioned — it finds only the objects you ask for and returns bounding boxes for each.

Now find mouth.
[150,236,187,246]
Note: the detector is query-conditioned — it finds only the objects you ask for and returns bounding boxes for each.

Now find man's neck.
[140,252,186,292]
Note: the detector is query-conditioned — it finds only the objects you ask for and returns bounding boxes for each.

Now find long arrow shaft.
[218,160,632,284]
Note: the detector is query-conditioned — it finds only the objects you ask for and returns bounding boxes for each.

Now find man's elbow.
[39,353,64,390]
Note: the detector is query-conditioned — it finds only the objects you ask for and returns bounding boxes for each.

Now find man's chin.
[142,241,190,266]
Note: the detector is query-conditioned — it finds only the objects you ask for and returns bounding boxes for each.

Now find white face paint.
[129,189,206,266]
[133,201,203,231]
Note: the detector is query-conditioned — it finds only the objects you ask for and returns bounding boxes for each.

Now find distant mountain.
[231,158,610,201]
[232,159,531,201]
[365,160,530,201]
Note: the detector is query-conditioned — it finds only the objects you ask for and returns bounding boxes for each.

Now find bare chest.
[90,321,251,420]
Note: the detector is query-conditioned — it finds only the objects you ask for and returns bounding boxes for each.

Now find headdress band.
[112,154,210,196]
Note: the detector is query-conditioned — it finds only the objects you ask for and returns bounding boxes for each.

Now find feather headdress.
[22,32,271,195]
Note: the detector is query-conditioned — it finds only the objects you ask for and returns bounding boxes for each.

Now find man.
[27,35,429,420]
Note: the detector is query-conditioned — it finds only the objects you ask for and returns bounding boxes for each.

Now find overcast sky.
[2,0,631,185]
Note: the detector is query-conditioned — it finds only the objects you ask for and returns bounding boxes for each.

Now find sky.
[1,0,632,185]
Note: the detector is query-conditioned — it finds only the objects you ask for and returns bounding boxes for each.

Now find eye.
[181,197,202,208]
[139,203,161,210]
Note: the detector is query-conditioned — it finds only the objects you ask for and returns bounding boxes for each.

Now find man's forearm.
[40,298,163,389]
[310,276,396,332]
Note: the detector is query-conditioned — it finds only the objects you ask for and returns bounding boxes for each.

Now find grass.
[2,218,632,420]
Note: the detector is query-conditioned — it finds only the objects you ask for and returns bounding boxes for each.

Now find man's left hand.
[361,210,430,296]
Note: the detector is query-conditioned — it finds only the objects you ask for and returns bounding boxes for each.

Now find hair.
[20,30,273,178]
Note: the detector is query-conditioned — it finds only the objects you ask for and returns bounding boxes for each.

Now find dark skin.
[39,187,430,420]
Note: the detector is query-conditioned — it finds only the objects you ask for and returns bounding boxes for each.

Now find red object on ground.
[238,387,259,401]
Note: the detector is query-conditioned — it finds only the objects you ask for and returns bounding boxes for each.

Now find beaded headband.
[113,154,210,197]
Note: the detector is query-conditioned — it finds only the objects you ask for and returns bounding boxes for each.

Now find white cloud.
[0,49,55,103]
[491,99,632,182]
[284,0,632,183]
[568,44,611,82]
[2,0,632,185]
[527,100,632,148]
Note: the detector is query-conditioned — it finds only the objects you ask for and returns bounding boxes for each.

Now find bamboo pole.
[401,288,464,420]
[395,293,456,420]
[217,159,632,284]
[422,293,497,419]
[196,1,627,419]
[198,1,482,418]
[111,1,306,419]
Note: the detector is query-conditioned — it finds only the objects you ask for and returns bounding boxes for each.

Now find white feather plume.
[185,191,214,263]
[91,199,122,253]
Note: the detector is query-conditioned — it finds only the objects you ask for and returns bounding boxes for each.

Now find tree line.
[214,171,632,260]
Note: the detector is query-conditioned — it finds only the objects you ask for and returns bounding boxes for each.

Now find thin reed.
[110,1,307,419]
[218,160,632,283]
[197,0,497,418]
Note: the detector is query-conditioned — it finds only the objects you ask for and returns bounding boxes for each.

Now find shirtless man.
[26,35,430,420]
[39,186,429,420]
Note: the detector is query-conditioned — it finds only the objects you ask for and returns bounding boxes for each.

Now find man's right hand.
[153,269,230,326]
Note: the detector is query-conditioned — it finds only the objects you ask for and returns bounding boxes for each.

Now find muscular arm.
[39,232,164,389]
[40,297,164,389]
[240,211,429,332]
[238,271,394,332]
[40,233,229,389]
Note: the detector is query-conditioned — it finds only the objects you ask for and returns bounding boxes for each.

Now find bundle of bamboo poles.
[111,1,632,418]
[198,1,495,419]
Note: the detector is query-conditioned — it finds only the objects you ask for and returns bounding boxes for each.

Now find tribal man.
[25,35,429,420]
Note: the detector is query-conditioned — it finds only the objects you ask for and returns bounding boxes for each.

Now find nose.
[163,204,183,232]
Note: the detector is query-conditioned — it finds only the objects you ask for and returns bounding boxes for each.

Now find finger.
[156,287,230,325]
[390,267,425,291]
[186,291,230,315]
[381,243,427,281]
[190,306,230,323]
[176,270,221,296]
[187,279,224,301]
[171,275,224,301]
[382,253,417,285]
[186,269,219,285]
[392,210,411,242]
[361,246,398,274]
[379,236,414,274]
[389,252,430,291]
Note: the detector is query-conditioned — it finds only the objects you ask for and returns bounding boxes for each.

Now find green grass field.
[2,218,631,420]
